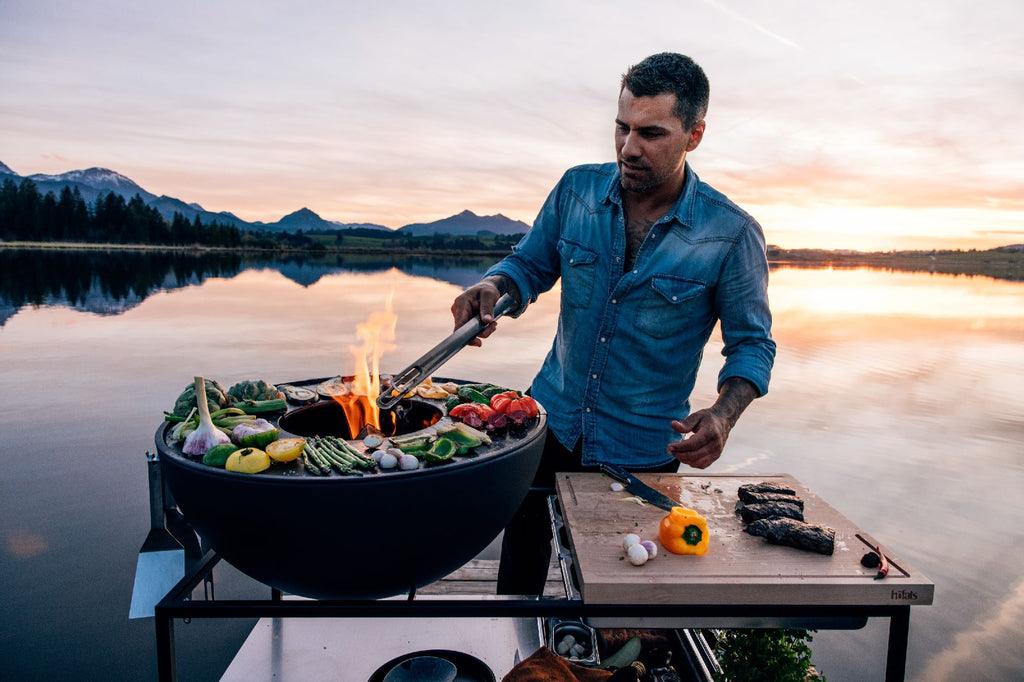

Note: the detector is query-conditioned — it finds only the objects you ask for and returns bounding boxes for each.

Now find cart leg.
[885,606,911,682]
[156,611,176,682]
[271,588,282,601]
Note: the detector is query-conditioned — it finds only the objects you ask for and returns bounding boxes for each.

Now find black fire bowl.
[156,376,546,599]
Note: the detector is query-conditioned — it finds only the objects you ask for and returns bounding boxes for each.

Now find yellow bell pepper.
[659,506,709,555]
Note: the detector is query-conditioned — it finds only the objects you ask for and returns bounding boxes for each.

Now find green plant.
[713,629,823,681]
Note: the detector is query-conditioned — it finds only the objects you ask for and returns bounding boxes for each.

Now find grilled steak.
[737,490,804,507]
[738,481,797,497]
[745,517,835,555]
[737,501,805,523]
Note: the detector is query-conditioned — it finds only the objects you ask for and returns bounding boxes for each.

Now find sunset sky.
[2,0,1022,250]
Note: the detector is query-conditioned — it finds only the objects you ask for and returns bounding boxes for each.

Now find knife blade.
[599,464,679,512]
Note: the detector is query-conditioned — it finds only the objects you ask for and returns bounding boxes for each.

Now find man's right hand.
[451,278,502,347]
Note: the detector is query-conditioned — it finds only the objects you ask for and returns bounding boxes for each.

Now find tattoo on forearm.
[711,377,760,426]
[484,274,520,305]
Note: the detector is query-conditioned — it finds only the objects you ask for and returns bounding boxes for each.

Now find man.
[451,53,776,595]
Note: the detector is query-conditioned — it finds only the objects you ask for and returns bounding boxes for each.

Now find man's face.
[615,87,704,195]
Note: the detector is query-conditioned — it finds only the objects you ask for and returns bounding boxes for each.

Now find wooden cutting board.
[555,473,934,607]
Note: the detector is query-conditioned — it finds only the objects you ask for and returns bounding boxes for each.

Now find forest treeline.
[0,177,243,246]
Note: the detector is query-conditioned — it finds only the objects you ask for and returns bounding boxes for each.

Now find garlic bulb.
[183,376,230,456]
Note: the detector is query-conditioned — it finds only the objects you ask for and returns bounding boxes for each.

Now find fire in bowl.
[156,376,546,599]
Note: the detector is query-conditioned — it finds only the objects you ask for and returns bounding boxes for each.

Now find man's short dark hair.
[621,53,710,131]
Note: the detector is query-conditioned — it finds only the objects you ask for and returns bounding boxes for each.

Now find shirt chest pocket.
[634,274,708,339]
[557,238,598,309]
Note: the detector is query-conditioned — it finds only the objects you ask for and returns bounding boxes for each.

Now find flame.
[333,291,397,436]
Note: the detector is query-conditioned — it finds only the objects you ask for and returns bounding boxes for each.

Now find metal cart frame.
[153,495,913,682]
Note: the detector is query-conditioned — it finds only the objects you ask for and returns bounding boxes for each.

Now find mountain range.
[0,161,531,237]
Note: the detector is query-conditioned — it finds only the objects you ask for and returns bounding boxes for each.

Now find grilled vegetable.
[392,434,434,454]
[416,384,450,399]
[227,379,285,403]
[225,447,271,474]
[437,422,492,448]
[423,437,458,463]
[266,437,305,463]
[457,386,491,405]
[278,384,317,405]
[232,419,279,449]
[659,506,709,555]
[202,443,238,467]
[490,391,539,417]
[234,398,287,414]
[444,395,462,413]
[183,376,232,456]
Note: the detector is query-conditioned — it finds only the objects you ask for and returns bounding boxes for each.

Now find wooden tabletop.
[555,473,934,607]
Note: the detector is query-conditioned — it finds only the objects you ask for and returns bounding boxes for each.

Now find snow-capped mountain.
[0,158,526,236]
[28,167,153,198]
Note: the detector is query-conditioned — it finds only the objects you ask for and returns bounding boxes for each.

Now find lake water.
[0,249,1022,680]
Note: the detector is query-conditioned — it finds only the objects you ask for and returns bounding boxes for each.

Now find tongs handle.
[377,293,517,410]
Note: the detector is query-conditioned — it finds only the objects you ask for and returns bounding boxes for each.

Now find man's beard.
[618,162,667,194]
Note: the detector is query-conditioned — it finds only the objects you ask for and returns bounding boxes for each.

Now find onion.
[640,540,658,559]
[627,543,649,566]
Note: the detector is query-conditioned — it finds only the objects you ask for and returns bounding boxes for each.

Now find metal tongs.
[377,292,517,410]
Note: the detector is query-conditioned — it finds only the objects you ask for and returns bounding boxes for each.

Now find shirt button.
[611,299,617,304]
[585,407,592,413]
[569,258,574,264]
[672,296,678,301]
[591,373,598,379]
[615,257,621,262]
[600,337,606,342]
[632,269,638,274]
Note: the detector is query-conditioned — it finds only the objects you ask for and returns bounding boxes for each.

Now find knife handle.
[598,463,630,483]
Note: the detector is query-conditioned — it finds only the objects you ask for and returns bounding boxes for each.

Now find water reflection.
[0,249,496,326]
[0,252,1021,681]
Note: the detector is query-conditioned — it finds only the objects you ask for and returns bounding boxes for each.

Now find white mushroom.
[622,533,642,551]
[398,454,420,470]
[379,452,398,469]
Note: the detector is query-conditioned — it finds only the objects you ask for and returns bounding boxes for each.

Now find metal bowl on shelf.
[155,376,545,600]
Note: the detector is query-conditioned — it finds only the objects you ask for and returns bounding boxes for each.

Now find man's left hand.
[667,408,733,469]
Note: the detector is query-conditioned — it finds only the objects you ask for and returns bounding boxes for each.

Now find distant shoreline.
[0,240,511,257]
[2,240,1022,281]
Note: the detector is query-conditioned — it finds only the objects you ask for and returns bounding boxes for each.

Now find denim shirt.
[485,162,776,467]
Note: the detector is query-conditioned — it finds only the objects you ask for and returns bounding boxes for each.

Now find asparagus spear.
[317,437,369,469]
[303,444,332,475]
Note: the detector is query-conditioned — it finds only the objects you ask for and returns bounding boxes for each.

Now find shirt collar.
[602,162,698,230]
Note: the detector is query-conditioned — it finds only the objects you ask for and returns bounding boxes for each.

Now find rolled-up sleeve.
[483,173,566,317]
[714,218,776,396]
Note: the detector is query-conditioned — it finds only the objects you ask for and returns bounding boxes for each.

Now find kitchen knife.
[599,463,679,512]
